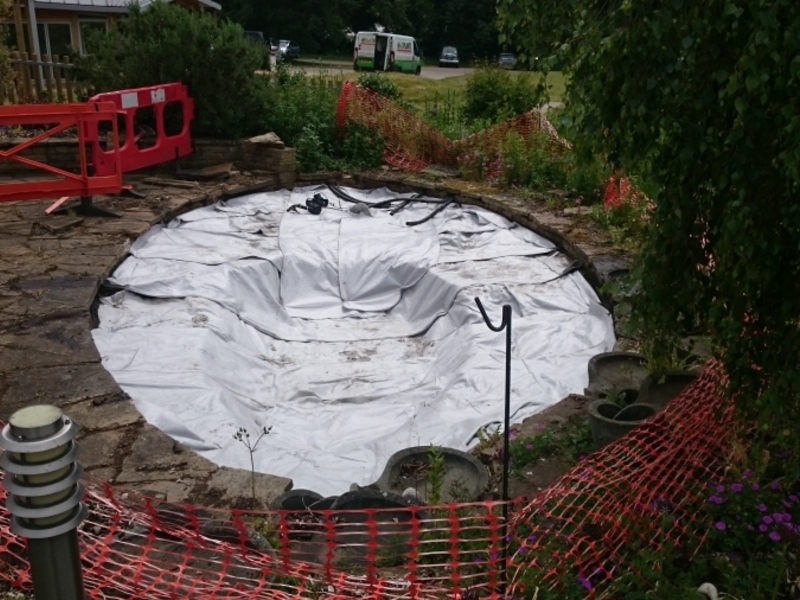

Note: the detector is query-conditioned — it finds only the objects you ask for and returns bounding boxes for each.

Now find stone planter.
[585,352,648,400]
[270,488,324,511]
[373,445,489,503]
[587,400,658,448]
[638,371,698,409]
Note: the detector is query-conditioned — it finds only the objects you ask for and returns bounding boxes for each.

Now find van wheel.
[415,66,421,76]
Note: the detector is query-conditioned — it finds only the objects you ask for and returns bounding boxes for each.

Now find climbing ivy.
[497,0,800,458]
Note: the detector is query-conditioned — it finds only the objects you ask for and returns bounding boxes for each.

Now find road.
[289,60,473,80]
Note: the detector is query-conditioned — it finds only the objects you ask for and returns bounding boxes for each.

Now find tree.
[497,0,800,455]
[75,2,268,138]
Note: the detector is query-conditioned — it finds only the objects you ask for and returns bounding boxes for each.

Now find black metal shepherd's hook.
[474,297,511,595]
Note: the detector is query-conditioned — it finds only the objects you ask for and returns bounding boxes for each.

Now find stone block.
[67,395,142,431]
[205,466,292,507]
[0,362,121,421]
[77,429,126,469]
[116,424,218,484]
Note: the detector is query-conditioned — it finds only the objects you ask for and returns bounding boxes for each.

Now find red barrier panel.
[86,83,194,176]
[0,102,122,203]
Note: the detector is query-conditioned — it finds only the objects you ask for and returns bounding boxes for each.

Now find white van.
[353,32,422,75]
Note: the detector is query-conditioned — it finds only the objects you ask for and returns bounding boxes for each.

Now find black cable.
[405,197,455,227]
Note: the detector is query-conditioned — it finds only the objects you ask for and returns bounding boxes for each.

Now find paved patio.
[0,170,629,507]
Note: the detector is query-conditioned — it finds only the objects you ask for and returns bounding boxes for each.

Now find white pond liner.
[93,185,615,496]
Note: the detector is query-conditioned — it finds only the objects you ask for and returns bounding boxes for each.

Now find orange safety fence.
[0,101,123,203]
[335,82,567,177]
[335,82,656,211]
[0,361,734,599]
[0,83,719,597]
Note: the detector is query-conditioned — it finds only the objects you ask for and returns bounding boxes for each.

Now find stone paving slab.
[0,170,626,509]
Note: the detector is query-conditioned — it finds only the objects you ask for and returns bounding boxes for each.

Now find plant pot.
[585,352,648,400]
[638,371,698,409]
[329,488,423,561]
[587,400,658,448]
[270,489,323,511]
[373,445,489,503]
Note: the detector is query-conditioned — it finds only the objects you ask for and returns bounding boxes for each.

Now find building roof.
[32,0,221,14]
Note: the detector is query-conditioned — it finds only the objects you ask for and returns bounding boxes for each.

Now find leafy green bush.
[260,65,384,172]
[463,65,544,124]
[74,1,268,139]
[356,72,402,101]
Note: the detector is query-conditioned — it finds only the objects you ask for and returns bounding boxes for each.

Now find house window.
[80,20,107,54]
[36,22,74,58]
[5,23,31,53]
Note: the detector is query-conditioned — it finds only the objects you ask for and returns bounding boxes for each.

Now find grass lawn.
[296,67,566,107]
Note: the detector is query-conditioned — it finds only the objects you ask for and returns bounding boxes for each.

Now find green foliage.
[0,0,14,90]
[508,418,594,475]
[223,0,502,61]
[73,1,268,139]
[426,444,445,505]
[463,65,543,124]
[499,0,800,462]
[356,72,402,101]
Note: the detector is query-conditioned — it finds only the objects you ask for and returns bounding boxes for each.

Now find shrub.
[463,65,544,124]
[356,72,402,101]
[73,1,268,139]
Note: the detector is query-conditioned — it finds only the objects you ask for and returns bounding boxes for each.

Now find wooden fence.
[2,51,93,104]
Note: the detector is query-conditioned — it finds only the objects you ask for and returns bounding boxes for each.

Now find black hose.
[405,197,455,227]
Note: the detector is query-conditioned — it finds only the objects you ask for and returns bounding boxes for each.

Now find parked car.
[498,52,516,69]
[279,40,301,59]
[439,46,459,68]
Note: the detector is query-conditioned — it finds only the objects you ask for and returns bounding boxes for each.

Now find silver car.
[279,40,301,59]
[439,46,459,68]
[498,52,516,69]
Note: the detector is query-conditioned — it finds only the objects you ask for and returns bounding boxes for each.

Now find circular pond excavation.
[93,185,615,496]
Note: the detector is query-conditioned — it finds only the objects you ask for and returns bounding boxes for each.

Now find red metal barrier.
[86,83,194,176]
[0,102,122,203]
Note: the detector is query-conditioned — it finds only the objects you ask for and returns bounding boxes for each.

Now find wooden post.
[13,0,27,53]
[63,55,74,102]
[43,53,54,100]
[31,52,43,98]
[53,54,64,101]
[19,51,32,101]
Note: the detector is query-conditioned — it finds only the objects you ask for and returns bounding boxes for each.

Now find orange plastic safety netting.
[335,82,566,177]
[0,362,733,599]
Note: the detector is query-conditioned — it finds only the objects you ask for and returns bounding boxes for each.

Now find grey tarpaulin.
[93,186,615,495]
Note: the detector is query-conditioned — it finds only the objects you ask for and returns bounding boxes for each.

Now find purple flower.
[526,444,533,450]
[790,495,798,503]
[752,483,761,491]
[708,495,724,505]
[730,483,743,492]
[759,524,768,532]
[527,534,537,541]
[535,424,544,431]
[783,500,792,508]
[510,428,518,439]
[771,481,782,490]
[763,516,774,525]
[769,531,781,542]
[577,574,592,590]
[782,513,792,522]
[772,513,784,523]
[578,454,586,460]
[758,503,768,512]
[743,470,753,478]
[715,521,726,531]
[715,485,726,493]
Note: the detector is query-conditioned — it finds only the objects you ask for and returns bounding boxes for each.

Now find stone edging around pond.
[0,170,630,508]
